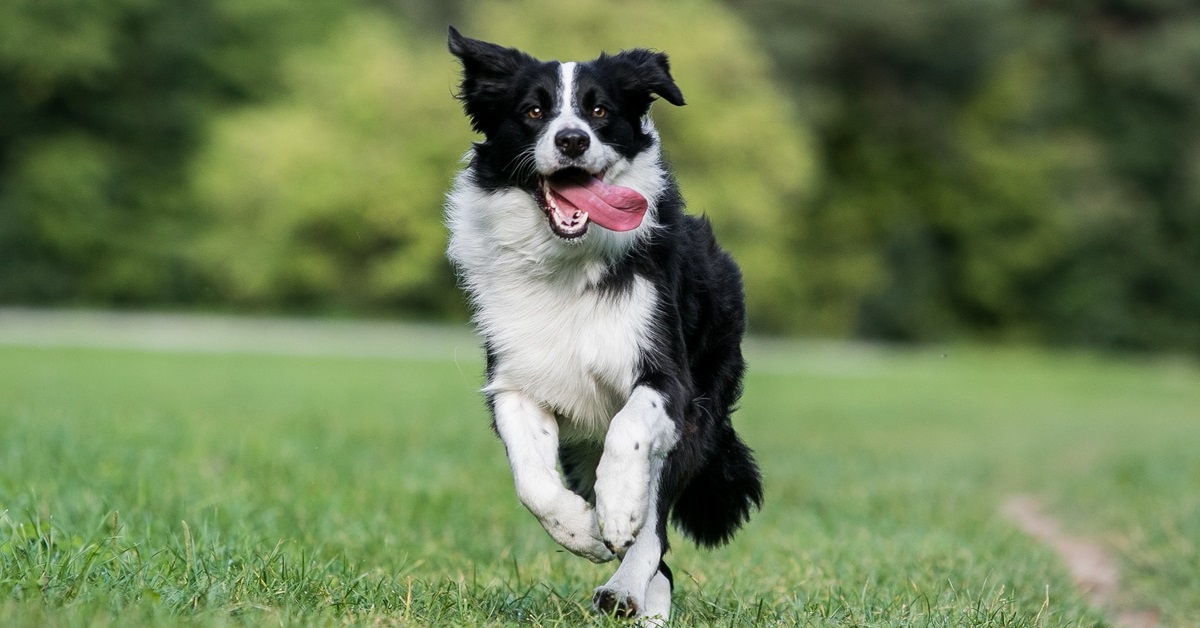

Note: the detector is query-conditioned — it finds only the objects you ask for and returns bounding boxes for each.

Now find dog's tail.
[670,425,763,548]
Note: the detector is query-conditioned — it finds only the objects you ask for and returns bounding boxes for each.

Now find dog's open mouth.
[536,169,648,239]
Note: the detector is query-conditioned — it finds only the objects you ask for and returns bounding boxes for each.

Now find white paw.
[595,495,644,555]
[537,494,615,563]
[594,459,649,554]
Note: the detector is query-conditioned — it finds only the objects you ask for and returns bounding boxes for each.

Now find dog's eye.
[526,106,544,120]
[591,105,607,118]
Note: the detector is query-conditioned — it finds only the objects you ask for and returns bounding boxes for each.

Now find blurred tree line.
[732,0,1200,350]
[1,0,1197,351]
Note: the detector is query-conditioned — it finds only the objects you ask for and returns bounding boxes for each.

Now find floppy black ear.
[448,26,539,134]
[597,48,686,114]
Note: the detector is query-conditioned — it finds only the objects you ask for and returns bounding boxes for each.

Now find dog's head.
[448,27,685,241]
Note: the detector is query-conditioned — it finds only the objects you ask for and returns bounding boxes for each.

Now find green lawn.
[1,321,1197,626]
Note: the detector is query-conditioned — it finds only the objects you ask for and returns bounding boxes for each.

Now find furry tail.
[670,427,763,547]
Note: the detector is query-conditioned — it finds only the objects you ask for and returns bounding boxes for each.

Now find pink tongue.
[547,176,647,232]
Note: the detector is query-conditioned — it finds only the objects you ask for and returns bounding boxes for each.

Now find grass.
[0,316,1198,626]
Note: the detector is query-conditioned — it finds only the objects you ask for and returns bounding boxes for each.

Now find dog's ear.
[598,48,686,115]
[448,26,538,135]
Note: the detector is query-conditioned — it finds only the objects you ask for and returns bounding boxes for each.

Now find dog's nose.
[555,128,590,158]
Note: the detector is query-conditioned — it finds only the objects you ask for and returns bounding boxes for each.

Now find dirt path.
[1001,495,1159,628]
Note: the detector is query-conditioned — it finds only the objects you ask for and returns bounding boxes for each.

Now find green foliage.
[3,0,1200,350]
[732,0,1200,349]
[192,16,469,316]
[1035,1,1200,351]
[0,0,342,304]
[191,0,815,327]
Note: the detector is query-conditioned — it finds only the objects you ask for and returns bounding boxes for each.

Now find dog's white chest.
[479,272,657,438]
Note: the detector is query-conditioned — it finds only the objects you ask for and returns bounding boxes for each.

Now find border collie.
[445,27,762,621]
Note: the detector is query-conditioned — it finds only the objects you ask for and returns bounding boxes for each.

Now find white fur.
[533,62,618,177]
[642,570,673,622]
[594,459,671,620]
[492,391,614,563]
[445,135,670,436]
[487,274,656,437]
[595,387,677,550]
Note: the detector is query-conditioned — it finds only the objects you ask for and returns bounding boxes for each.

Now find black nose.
[555,128,590,158]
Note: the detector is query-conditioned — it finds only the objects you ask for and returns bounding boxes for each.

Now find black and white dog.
[445,27,762,620]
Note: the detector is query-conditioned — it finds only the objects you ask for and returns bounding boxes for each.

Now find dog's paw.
[558,527,616,564]
[595,495,643,556]
[594,457,649,555]
[593,586,640,619]
[537,496,615,563]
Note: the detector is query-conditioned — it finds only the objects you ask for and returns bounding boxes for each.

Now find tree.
[728,0,1200,350]
[192,15,468,316]
[0,0,341,304]
[1033,0,1200,350]
[193,0,818,328]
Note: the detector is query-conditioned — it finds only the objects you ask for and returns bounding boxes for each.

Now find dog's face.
[449,27,685,241]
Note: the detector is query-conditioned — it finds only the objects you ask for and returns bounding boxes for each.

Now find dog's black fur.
[446,27,762,617]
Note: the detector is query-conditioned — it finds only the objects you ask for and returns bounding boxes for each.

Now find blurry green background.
[3,0,1198,352]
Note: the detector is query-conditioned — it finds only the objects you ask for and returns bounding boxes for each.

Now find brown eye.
[591,105,607,118]
[526,106,544,120]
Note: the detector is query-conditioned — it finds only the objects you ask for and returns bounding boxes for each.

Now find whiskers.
[503,147,539,184]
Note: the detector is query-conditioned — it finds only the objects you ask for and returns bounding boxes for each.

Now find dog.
[445,27,762,621]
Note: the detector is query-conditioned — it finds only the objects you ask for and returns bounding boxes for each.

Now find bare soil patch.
[1002,495,1158,628]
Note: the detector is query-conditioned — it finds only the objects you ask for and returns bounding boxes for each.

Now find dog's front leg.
[492,391,615,563]
[594,386,679,555]
[592,386,678,620]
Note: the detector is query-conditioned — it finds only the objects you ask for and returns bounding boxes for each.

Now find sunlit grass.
[1,324,1197,626]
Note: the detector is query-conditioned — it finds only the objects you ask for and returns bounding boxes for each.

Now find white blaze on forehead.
[537,61,607,174]
[557,62,578,117]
